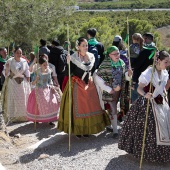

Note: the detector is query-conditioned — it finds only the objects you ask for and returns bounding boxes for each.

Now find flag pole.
[67,24,72,151]
[126,17,132,108]
[34,46,39,131]
[139,45,157,170]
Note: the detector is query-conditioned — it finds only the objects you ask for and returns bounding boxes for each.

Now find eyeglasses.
[110,53,120,56]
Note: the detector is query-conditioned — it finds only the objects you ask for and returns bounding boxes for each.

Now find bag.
[88,45,99,68]
[59,50,68,73]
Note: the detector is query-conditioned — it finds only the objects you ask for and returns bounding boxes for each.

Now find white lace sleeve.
[138,67,152,86]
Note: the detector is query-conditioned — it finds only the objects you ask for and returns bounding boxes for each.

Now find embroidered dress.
[2,57,31,122]
[26,68,60,122]
[118,67,170,162]
[58,52,110,135]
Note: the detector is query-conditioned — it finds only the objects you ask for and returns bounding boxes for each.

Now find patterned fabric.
[118,96,170,162]
[6,78,30,122]
[57,78,110,135]
[33,68,53,88]
[96,57,126,101]
[58,52,110,135]
[2,58,31,122]
[26,87,59,122]
[72,76,104,118]
[27,68,60,122]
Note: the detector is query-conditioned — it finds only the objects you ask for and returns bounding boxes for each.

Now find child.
[26,56,61,123]
[94,46,133,138]
[130,33,144,69]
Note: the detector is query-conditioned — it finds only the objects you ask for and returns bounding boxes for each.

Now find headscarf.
[103,46,124,68]
[103,46,119,57]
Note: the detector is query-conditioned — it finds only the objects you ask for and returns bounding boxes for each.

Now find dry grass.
[156,25,170,48]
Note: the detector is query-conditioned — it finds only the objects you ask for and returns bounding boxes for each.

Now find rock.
[38,154,50,160]
[14,133,21,138]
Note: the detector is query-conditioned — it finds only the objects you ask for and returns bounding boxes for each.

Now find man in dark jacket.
[39,39,50,56]
[87,28,104,69]
[48,39,67,87]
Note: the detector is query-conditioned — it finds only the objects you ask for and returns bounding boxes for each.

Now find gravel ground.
[1,122,170,170]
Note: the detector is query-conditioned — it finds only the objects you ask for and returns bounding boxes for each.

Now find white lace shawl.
[5,57,30,78]
[71,52,95,80]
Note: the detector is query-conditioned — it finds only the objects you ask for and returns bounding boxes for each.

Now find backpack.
[58,50,68,74]
[88,45,99,69]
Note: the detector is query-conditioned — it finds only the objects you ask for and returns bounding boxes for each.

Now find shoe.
[112,133,119,139]
[83,135,89,138]
[106,126,113,132]
[76,135,82,139]
[49,122,55,125]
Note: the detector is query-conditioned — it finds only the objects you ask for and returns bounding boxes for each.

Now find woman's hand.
[110,89,115,94]
[144,92,152,99]
[128,69,133,77]
[114,85,121,91]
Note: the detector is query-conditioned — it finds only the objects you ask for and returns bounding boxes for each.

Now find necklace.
[79,53,86,61]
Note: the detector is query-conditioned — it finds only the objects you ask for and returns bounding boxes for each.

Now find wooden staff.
[139,47,157,169]
[34,46,39,131]
[67,24,72,151]
[7,44,10,56]
[126,16,132,108]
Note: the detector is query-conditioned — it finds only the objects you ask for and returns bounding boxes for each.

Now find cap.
[113,35,122,42]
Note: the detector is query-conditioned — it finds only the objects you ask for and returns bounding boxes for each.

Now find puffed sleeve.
[138,67,152,86]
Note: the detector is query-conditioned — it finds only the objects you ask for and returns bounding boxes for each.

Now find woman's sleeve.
[93,72,112,93]
[138,67,152,86]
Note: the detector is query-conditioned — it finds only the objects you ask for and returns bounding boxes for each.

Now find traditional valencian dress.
[58,52,110,135]
[2,57,31,122]
[27,67,60,122]
[119,67,170,162]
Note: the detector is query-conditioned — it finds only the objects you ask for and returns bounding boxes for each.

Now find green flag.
[34,46,39,55]
[124,34,129,43]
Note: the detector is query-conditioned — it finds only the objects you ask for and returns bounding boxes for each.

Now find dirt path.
[0,121,170,170]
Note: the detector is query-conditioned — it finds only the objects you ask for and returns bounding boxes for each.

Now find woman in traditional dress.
[3,47,31,122]
[93,46,132,138]
[58,37,110,138]
[26,55,61,123]
[118,50,170,162]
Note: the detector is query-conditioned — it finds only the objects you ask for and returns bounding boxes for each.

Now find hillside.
[157,26,170,48]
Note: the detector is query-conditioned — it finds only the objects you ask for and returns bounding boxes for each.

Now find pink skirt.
[27,87,60,122]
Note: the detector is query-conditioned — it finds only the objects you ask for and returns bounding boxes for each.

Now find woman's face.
[41,61,48,69]
[14,49,22,58]
[158,57,170,70]
[78,40,88,54]
[109,50,120,62]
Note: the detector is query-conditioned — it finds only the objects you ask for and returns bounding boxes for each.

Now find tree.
[0,0,77,51]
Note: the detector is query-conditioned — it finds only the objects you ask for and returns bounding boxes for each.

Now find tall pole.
[67,24,71,152]
[139,48,157,170]
[127,17,132,108]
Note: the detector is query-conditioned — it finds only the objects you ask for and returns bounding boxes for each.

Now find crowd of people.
[0,28,170,163]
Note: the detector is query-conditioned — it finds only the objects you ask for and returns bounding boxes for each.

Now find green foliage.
[121,19,153,43]
[79,0,170,9]
[0,0,77,51]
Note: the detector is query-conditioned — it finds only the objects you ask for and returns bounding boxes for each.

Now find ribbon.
[142,46,156,60]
